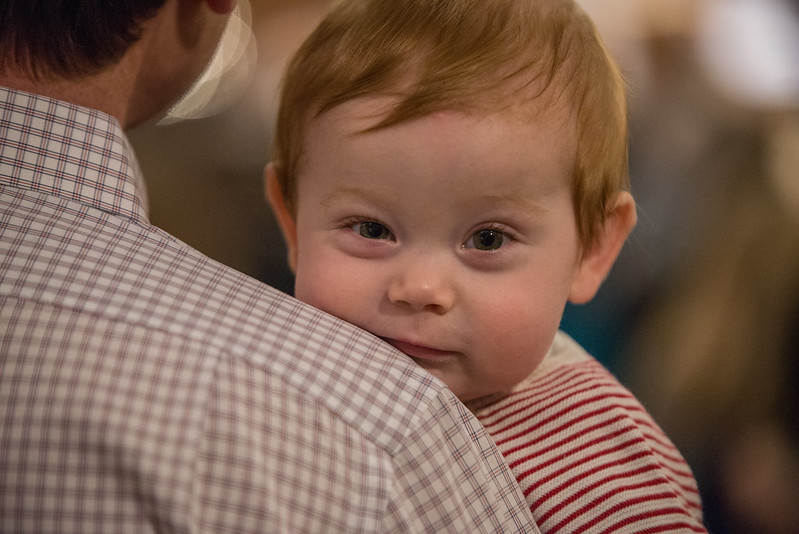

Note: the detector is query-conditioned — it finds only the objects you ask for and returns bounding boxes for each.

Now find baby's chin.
[430,373,492,404]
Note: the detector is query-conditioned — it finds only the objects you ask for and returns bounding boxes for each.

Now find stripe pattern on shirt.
[471,332,705,533]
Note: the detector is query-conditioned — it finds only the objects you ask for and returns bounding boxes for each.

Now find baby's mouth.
[382,338,457,363]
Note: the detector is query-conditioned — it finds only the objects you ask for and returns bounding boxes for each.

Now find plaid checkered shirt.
[0,86,538,533]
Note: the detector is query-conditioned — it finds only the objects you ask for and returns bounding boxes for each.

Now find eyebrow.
[319,187,375,209]
[470,191,549,215]
[321,186,550,214]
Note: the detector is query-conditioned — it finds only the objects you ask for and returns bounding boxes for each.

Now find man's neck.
[1,63,137,128]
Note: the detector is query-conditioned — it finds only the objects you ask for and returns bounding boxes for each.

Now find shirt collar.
[0,85,149,223]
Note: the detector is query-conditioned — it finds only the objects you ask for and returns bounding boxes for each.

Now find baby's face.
[288,98,583,401]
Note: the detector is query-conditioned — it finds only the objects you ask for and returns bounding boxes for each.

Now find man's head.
[0,1,166,79]
[0,0,238,128]
[271,0,629,252]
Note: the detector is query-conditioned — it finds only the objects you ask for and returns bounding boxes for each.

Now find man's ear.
[569,191,637,304]
[265,162,299,273]
[205,0,237,15]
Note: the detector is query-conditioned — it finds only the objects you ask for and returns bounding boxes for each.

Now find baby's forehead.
[309,87,576,139]
[302,99,578,193]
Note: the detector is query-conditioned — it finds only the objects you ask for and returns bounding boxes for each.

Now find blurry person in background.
[577,1,799,532]
[0,1,539,531]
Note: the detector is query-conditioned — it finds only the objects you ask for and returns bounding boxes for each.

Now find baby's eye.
[354,221,393,240]
[463,228,505,251]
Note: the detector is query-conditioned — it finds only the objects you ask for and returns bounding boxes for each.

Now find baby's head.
[271,0,629,252]
[267,0,636,401]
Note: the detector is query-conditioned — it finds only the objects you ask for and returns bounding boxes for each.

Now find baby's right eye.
[353,221,393,240]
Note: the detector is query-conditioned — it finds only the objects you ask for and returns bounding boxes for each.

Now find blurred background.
[128,1,799,532]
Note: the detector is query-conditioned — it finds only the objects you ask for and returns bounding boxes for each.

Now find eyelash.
[473,223,508,235]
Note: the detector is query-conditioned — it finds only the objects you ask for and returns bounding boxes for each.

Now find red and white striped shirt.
[469,331,706,533]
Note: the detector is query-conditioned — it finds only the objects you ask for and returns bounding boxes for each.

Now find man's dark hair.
[0,0,166,78]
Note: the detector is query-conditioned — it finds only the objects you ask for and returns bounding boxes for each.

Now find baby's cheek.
[295,265,366,326]
[482,298,560,365]
[295,272,337,312]
[294,260,328,303]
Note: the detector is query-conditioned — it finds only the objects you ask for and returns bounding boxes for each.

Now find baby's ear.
[568,191,637,304]
[264,162,298,273]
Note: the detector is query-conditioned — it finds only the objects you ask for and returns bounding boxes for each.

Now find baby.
[266,0,706,531]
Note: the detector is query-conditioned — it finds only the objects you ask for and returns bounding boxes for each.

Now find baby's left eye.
[463,229,505,251]
[354,221,393,240]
